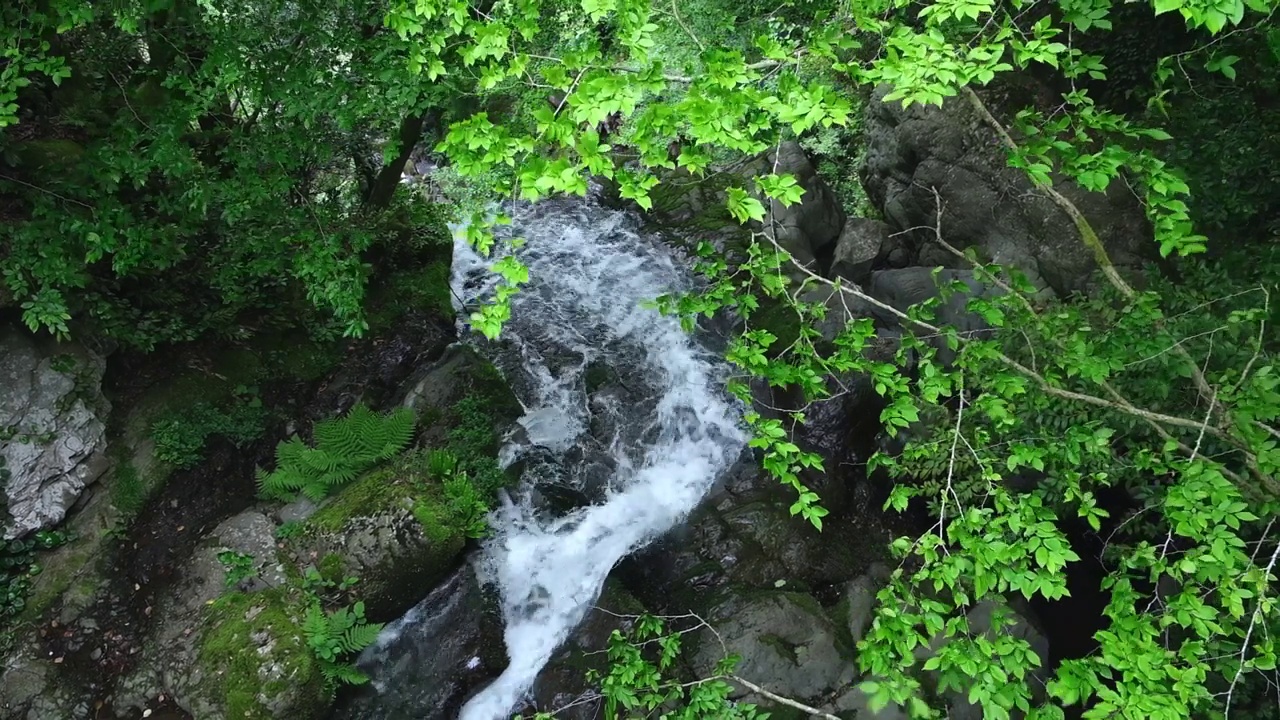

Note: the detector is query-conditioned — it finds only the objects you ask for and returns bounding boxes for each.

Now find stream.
[339,192,747,719]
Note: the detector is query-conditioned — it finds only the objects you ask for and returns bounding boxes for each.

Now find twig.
[1223,522,1280,719]
[0,173,95,211]
[728,676,843,720]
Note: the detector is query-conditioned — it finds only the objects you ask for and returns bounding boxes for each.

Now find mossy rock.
[287,346,522,621]
[365,261,455,333]
[293,459,469,621]
[193,588,329,719]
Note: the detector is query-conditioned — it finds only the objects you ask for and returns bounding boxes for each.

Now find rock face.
[117,510,326,720]
[337,566,507,720]
[861,84,1151,297]
[0,324,111,538]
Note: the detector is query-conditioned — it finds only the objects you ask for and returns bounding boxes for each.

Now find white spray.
[446,195,746,719]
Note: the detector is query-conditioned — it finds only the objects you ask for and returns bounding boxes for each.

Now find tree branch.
[728,676,843,720]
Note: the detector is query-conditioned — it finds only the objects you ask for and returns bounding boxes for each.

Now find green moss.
[197,588,328,719]
[366,261,455,331]
[254,332,344,382]
[317,553,345,583]
[110,461,146,518]
[306,466,410,534]
[21,536,102,622]
[759,632,799,664]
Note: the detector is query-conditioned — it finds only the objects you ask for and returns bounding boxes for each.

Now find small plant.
[302,600,383,691]
[301,565,360,598]
[110,461,147,518]
[274,520,305,539]
[0,529,69,625]
[216,550,257,589]
[425,447,458,478]
[256,403,416,502]
[442,472,490,539]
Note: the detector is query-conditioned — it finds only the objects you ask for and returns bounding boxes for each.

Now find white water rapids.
[342,193,748,719]
[455,194,746,719]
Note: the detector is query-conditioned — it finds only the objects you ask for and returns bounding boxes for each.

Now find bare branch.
[728,676,844,720]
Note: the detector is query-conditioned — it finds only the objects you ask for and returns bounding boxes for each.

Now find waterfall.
[346,192,747,719]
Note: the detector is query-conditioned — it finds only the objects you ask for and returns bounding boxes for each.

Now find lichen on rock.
[0,323,111,538]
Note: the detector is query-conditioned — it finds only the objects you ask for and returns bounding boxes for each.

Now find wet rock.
[0,323,111,538]
[863,267,1001,366]
[843,563,891,646]
[337,567,507,720]
[832,685,910,719]
[291,496,465,623]
[693,591,854,707]
[861,84,1152,298]
[916,599,1050,719]
[524,580,648,719]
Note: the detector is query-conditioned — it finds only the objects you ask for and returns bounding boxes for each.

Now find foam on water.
[367,193,746,719]
[454,195,746,719]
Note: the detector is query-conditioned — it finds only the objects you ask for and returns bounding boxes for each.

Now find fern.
[257,403,416,501]
[303,598,383,693]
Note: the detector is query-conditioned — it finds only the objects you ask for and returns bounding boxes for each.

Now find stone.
[830,218,896,285]
[116,510,326,719]
[0,323,111,538]
[861,84,1152,298]
[335,566,506,720]
[832,685,910,719]
[693,591,855,705]
[844,563,891,646]
[762,142,847,274]
[863,267,1001,366]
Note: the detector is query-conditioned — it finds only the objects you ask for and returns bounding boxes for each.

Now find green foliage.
[1,1,454,346]
[0,528,69,626]
[7,0,1280,717]
[797,106,876,218]
[378,0,1280,715]
[302,600,383,691]
[256,404,416,502]
[531,614,768,719]
[217,550,257,589]
[150,393,268,469]
[275,521,305,540]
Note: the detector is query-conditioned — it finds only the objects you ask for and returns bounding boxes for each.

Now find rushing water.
[347,193,746,719]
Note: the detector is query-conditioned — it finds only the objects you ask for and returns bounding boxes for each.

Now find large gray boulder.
[916,599,1051,720]
[858,267,1002,367]
[830,218,901,285]
[762,141,847,273]
[694,591,855,705]
[116,510,322,720]
[861,85,1151,297]
[0,325,111,538]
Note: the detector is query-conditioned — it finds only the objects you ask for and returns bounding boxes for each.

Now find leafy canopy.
[5,0,1280,717]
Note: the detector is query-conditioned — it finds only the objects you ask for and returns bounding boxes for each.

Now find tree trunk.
[363,110,438,209]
